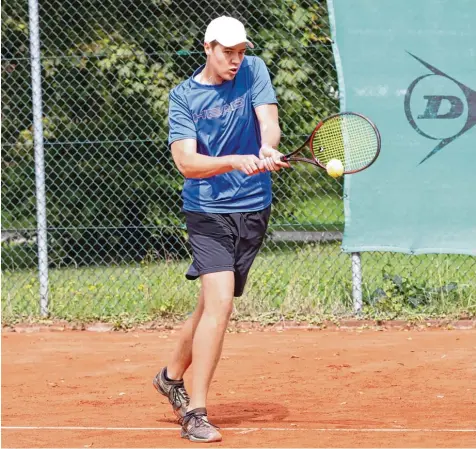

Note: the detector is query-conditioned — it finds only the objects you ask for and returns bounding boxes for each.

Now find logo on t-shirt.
[192,96,245,122]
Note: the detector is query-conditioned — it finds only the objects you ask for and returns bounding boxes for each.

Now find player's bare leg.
[153,290,204,418]
[188,271,234,409]
[180,271,234,442]
[167,289,205,379]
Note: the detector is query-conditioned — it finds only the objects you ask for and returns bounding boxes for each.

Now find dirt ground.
[2,325,476,447]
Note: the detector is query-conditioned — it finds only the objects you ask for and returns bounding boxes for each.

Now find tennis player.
[153,16,289,443]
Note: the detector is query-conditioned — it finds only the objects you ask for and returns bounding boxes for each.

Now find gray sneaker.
[153,367,190,419]
[180,408,222,443]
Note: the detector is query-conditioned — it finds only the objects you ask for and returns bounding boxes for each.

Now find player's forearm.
[260,120,281,149]
[177,153,235,179]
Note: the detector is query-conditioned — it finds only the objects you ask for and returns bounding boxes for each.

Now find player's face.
[207,43,246,82]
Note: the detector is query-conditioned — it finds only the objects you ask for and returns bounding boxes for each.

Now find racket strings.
[312,115,378,172]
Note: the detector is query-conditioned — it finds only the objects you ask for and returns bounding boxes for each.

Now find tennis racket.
[281,112,381,174]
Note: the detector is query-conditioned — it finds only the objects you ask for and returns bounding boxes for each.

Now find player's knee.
[205,294,233,321]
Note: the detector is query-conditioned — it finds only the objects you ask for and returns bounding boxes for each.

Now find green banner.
[328,0,476,255]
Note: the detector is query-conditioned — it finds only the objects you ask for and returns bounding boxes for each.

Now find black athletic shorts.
[183,205,271,297]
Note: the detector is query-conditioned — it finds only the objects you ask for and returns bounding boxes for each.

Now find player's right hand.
[231,155,266,176]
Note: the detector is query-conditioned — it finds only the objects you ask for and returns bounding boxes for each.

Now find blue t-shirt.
[168,56,278,213]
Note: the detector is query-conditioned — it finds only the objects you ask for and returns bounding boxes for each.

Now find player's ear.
[204,42,211,56]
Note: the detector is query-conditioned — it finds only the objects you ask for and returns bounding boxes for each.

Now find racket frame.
[282,112,381,174]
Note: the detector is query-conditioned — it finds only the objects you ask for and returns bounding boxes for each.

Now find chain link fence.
[2,0,475,323]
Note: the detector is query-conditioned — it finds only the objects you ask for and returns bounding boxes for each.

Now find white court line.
[2,426,475,433]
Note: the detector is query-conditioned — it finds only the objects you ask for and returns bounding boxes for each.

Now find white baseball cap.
[204,16,254,49]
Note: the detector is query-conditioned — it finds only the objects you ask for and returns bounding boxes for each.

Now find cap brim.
[212,38,254,49]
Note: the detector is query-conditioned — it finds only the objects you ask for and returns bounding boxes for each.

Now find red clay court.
[2,325,476,448]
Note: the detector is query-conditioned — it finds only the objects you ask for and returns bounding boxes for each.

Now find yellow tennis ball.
[326,159,344,178]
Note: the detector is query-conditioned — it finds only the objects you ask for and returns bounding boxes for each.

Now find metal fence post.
[351,252,362,314]
[28,0,49,316]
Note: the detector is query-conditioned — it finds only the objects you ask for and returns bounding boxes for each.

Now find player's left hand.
[258,144,291,172]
